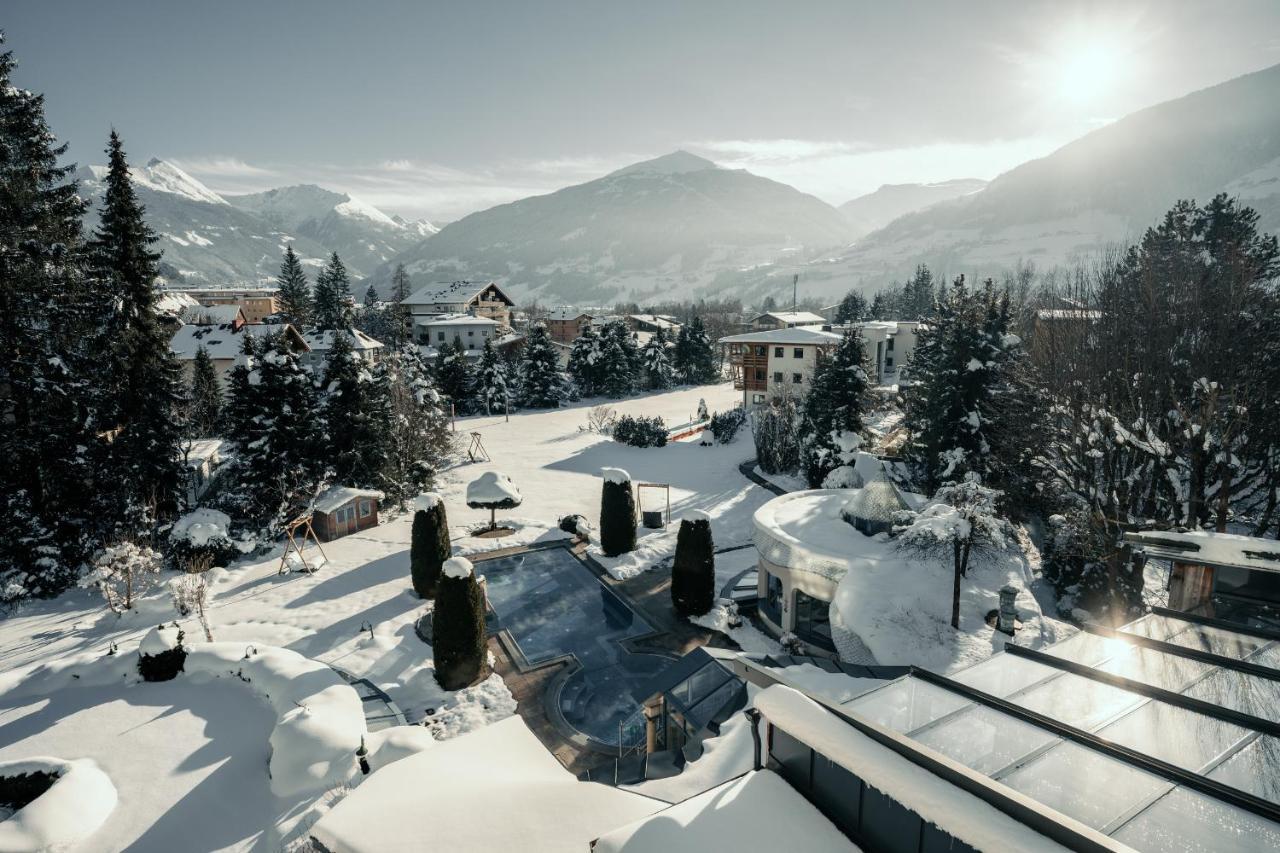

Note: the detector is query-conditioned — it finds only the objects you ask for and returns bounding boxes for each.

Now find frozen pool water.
[476,546,671,746]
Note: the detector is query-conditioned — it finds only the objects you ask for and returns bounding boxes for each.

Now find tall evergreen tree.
[364,282,378,306]
[0,42,104,598]
[276,246,312,327]
[567,324,603,396]
[472,337,508,415]
[799,329,869,487]
[434,337,472,412]
[641,327,675,390]
[520,323,567,408]
[322,331,392,488]
[834,291,869,324]
[312,252,352,330]
[388,262,413,349]
[379,349,451,502]
[187,346,223,436]
[432,557,488,690]
[671,514,715,616]
[88,131,185,531]
[682,317,718,384]
[600,339,633,398]
[410,494,450,598]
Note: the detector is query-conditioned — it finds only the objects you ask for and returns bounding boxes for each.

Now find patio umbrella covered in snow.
[466,472,522,532]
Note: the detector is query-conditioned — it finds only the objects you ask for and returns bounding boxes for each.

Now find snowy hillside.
[838,179,987,240]
[368,150,854,305]
[227,184,433,278]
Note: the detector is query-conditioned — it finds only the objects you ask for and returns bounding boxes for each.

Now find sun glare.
[1057,40,1124,104]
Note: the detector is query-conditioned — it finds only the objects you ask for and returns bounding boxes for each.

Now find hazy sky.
[8,1,1280,221]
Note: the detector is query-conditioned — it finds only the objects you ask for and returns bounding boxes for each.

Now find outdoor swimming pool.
[475,546,672,746]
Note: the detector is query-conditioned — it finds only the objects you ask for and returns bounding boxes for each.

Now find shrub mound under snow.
[0,757,116,853]
[168,507,240,567]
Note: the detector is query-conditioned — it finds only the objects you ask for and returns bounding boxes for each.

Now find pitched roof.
[182,304,243,325]
[170,321,306,360]
[301,329,384,351]
[416,313,501,328]
[751,311,828,325]
[402,280,513,307]
[718,326,841,346]
[312,485,385,514]
[841,466,910,525]
[546,307,592,322]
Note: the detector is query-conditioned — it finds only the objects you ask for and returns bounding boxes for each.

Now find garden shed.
[312,486,385,541]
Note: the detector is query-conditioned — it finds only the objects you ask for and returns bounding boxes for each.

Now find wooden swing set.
[467,431,490,463]
[636,482,671,527]
[278,513,329,575]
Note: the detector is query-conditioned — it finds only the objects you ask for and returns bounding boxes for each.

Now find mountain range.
[73,61,1280,305]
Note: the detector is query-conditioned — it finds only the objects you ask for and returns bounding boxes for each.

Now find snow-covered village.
[3,3,1280,851]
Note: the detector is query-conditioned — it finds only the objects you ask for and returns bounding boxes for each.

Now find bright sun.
[1057,41,1123,104]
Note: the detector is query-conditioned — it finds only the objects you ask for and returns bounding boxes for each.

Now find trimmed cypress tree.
[188,345,223,436]
[432,557,488,690]
[599,469,637,556]
[671,515,715,616]
[277,246,312,327]
[411,494,450,598]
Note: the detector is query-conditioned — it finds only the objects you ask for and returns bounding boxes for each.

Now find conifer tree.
[599,469,637,556]
[433,557,488,690]
[671,514,715,616]
[312,252,352,330]
[188,346,223,436]
[322,331,392,488]
[365,282,378,306]
[89,131,185,531]
[410,494,450,598]
[276,246,312,327]
[835,290,869,324]
[388,262,413,349]
[379,349,451,502]
[434,337,472,412]
[472,337,508,415]
[683,317,718,384]
[567,323,603,396]
[601,339,633,398]
[520,323,568,408]
[641,327,675,390]
[799,329,869,487]
[0,42,104,597]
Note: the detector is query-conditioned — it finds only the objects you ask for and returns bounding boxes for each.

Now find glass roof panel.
[845,677,970,733]
[999,739,1169,831]
[1042,631,1115,667]
[684,677,744,730]
[668,661,731,710]
[913,704,1058,775]
[1113,786,1280,853]
[950,653,1057,698]
[1133,614,1269,659]
[1182,666,1280,724]
[1094,698,1251,774]
[1207,736,1280,803]
[1094,643,1214,693]
[1010,669,1146,730]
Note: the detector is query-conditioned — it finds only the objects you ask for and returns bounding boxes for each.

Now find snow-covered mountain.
[368,150,853,304]
[769,62,1280,301]
[226,185,435,275]
[838,179,987,240]
[74,159,431,285]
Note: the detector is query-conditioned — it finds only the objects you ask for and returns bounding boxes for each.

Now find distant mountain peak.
[607,150,718,178]
[133,159,227,205]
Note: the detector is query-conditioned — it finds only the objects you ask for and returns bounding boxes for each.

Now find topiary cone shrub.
[432,557,489,690]
[671,512,716,616]
[411,493,451,599]
[599,468,637,557]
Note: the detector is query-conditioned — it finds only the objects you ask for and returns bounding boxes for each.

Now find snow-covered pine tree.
[188,345,223,437]
[322,331,392,489]
[567,324,604,396]
[799,329,869,487]
[834,291,868,324]
[379,349,451,502]
[600,338,633,398]
[683,317,718,384]
[602,320,641,380]
[88,131,186,533]
[364,282,378,306]
[434,337,472,413]
[672,323,693,383]
[902,264,935,318]
[641,327,675,390]
[520,323,568,408]
[0,42,104,599]
[472,337,508,415]
[312,252,352,330]
[388,262,413,350]
[276,246,312,327]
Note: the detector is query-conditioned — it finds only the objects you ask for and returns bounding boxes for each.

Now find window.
[752,394,766,404]
[358,500,372,518]
[755,368,766,381]
[774,346,784,358]
[793,589,833,650]
[773,372,783,382]
[886,337,895,351]
[794,348,803,359]
[761,571,783,626]
[754,345,766,356]
[792,373,802,384]
[467,330,474,337]
[885,357,894,368]
[437,331,446,342]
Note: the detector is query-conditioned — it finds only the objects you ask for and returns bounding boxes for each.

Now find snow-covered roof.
[465,471,522,508]
[546,307,593,321]
[154,290,201,318]
[301,328,384,352]
[182,303,244,326]
[182,438,228,466]
[170,322,307,360]
[312,486,384,514]
[718,326,841,346]
[402,280,513,307]
[415,313,501,328]
[310,715,660,853]
[1126,529,1280,574]
[628,313,681,330]
[750,311,828,325]
[594,770,858,853]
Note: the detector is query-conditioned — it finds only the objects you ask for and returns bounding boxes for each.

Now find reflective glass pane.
[1113,786,1280,853]
[951,654,1058,698]
[1095,643,1213,693]
[1183,666,1280,724]
[1000,740,1167,831]
[914,704,1058,775]
[1208,736,1280,804]
[671,662,731,709]
[847,678,970,733]
[685,677,743,730]
[1012,670,1145,730]
[1095,698,1249,772]
[1139,616,1266,659]
[1043,631,1117,667]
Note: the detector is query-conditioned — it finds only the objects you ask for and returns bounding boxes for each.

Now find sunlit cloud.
[170,156,278,178]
